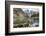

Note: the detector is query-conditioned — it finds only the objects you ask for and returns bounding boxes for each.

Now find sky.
[22,8,39,13]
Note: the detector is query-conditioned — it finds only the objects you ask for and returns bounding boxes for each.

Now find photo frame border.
[5,1,45,35]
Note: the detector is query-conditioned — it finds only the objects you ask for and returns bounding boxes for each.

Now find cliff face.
[13,8,26,24]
